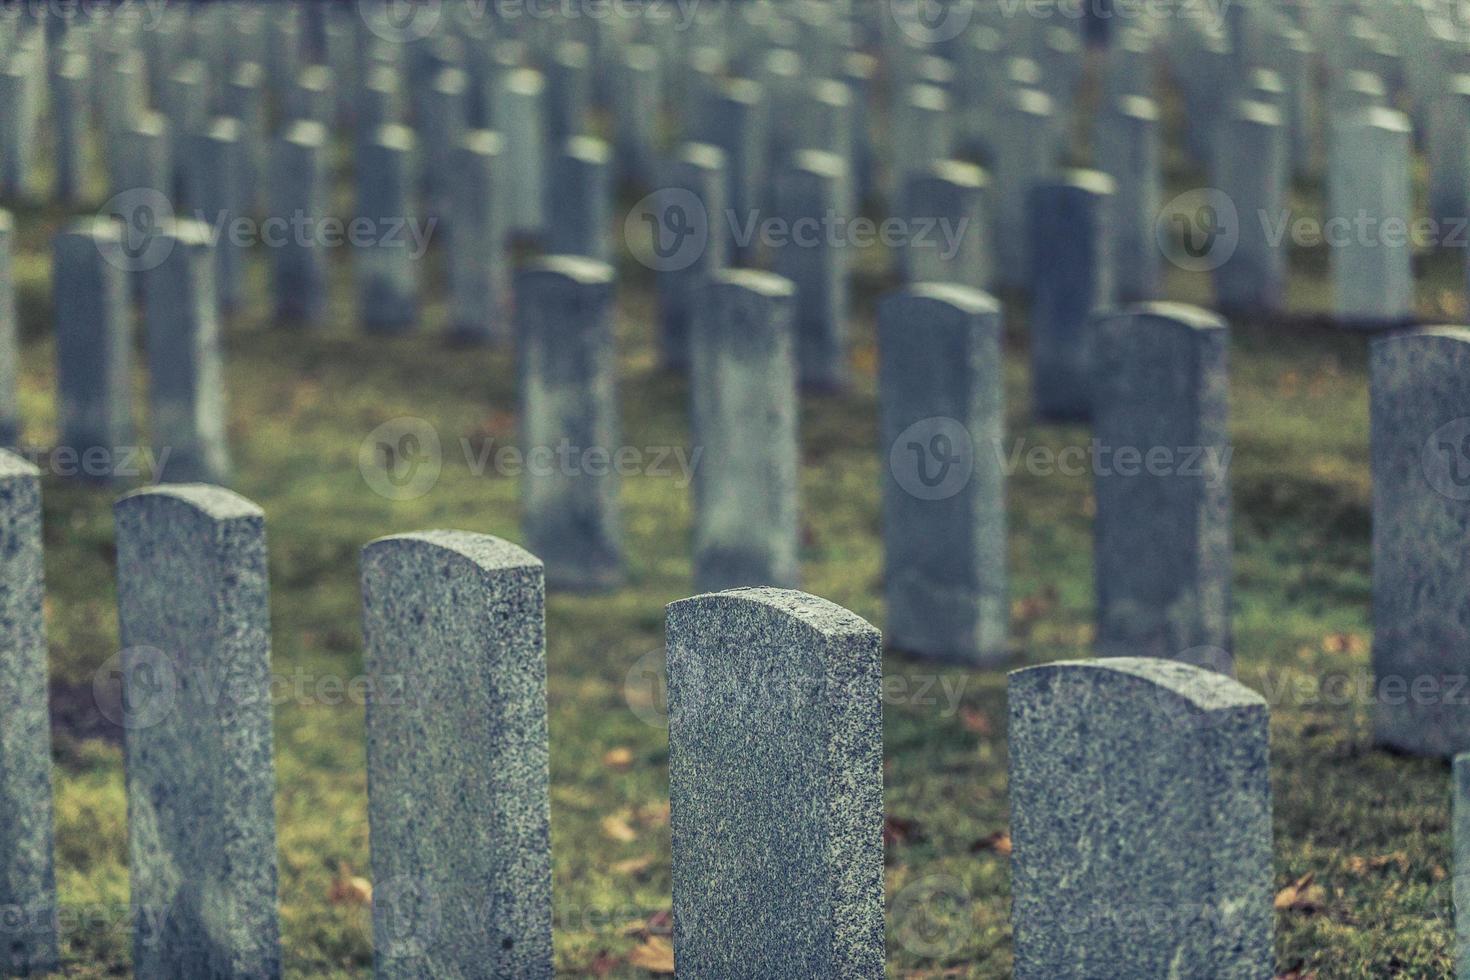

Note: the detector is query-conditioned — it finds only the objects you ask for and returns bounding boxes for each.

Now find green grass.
[11,159,1467,978]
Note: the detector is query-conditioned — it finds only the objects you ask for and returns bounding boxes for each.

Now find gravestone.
[901,161,991,291]
[1027,170,1115,422]
[1213,100,1288,316]
[0,452,58,976]
[878,285,1007,663]
[1429,76,1470,223]
[760,49,803,187]
[774,150,850,391]
[1008,658,1273,977]
[226,61,266,213]
[1092,304,1232,672]
[270,120,329,326]
[421,66,467,212]
[889,83,951,208]
[547,135,611,262]
[0,211,16,446]
[143,220,230,485]
[545,39,591,147]
[704,78,766,261]
[357,62,403,151]
[190,117,247,316]
[1330,107,1415,328]
[114,485,281,978]
[1370,327,1470,756]
[113,111,171,207]
[1095,95,1160,303]
[614,44,660,188]
[102,46,146,146]
[53,49,90,204]
[690,270,799,593]
[447,129,508,345]
[995,87,1058,289]
[290,64,334,129]
[494,68,548,237]
[794,79,855,211]
[362,532,553,979]
[1456,753,1470,976]
[667,588,883,978]
[657,143,728,371]
[516,257,623,590]
[163,58,208,210]
[356,124,420,334]
[0,51,38,202]
[54,219,134,476]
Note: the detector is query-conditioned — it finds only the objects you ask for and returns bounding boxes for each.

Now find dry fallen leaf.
[627,935,675,974]
[585,949,621,977]
[327,862,372,906]
[603,746,634,770]
[1274,872,1326,914]
[612,856,655,878]
[1345,852,1408,875]
[959,706,993,736]
[1321,632,1367,657]
[601,813,638,843]
[969,831,1012,857]
[883,815,924,848]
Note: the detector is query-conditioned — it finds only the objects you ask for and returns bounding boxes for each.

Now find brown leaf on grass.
[603,746,634,770]
[1274,872,1326,914]
[627,935,675,974]
[612,856,655,878]
[1344,852,1408,875]
[585,949,622,977]
[645,908,673,936]
[327,862,372,906]
[1275,970,1317,980]
[1012,587,1058,624]
[1321,632,1367,657]
[959,706,993,736]
[969,831,1012,857]
[883,815,924,848]
[601,813,638,843]
[636,800,671,828]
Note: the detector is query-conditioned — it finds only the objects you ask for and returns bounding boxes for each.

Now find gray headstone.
[112,111,171,209]
[901,160,991,292]
[1095,95,1161,304]
[888,83,951,209]
[995,87,1058,289]
[101,46,146,148]
[878,284,1007,663]
[270,120,329,326]
[114,485,281,978]
[289,64,334,130]
[447,129,509,345]
[0,452,58,975]
[52,49,90,205]
[657,142,728,372]
[614,44,660,189]
[1008,658,1273,978]
[0,211,17,447]
[420,66,467,213]
[1093,304,1232,672]
[1280,29,1319,179]
[1330,107,1415,328]
[493,68,547,237]
[774,150,850,391]
[163,59,208,210]
[547,135,611,262]
[357,62,403,151]
[1213,100,1288,316]
[356,124,420,334]
[1027,170,1115,423]
[225,61,266,214]
[516,257,623,590]
[361,531,553,979]
[1429,76,1470,223]
[0,51,39,202]
[143,220,230,485]
[190,117,248,316]
[703,78,766,261]
[545,39,591,147]
[54,219,134,476]
[690,270,800,593]
[1370,327,1470,755]
[667,588,883,978]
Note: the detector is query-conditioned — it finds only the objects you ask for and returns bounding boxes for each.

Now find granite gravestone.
[1092,304,1232,673]
[690,271,800,593]
[361,532,553,979]
[114,486,280,978]
[774,150,850,391]
[516,257,623,590]
[878,285,1007,664]
[0,451,58,975]
[447,129,508,345]
[356,124,420,334]
[270,120,329,326]
[1008,658,1272,978]
[667,589,883,978]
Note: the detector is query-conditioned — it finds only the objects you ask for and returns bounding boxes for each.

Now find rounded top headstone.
[116,483,263,522]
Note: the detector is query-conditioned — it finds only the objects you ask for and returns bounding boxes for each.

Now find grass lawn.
[10,141,1467,977]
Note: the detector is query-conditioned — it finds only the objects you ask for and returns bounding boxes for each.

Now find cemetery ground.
[12,171,1470,976]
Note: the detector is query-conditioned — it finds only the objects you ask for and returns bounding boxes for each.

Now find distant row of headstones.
[0,453,1275,977]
